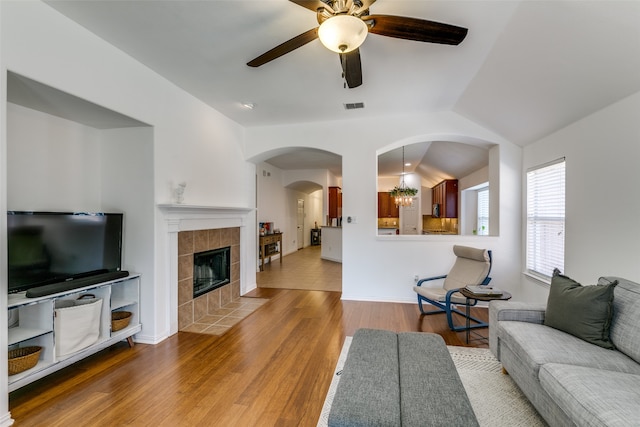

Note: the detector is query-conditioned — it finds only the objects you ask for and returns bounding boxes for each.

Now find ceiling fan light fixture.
[318,15,368,53]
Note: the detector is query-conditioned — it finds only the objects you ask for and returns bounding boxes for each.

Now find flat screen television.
[7,211,124,294]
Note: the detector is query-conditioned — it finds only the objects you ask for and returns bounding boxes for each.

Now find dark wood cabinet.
[328,186,342,220]
[378,192,399,218]
[432,180,458,218]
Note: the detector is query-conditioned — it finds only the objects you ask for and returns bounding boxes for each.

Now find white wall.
[7,103,103,211]
[256,162,327,257]
[283,168,339,226]
[378,176,399,192]
[246,112,523,304]
[0,2,256,421]
[521,91,640,304]
[459,166,490,191]
[100,127,156,342]
[459,166,490,235]
[256,162,287,229]
[420,187,433,214]
[307,189,323,231]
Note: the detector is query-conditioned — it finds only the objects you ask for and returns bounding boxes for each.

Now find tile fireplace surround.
[177,227,240,330]
[159,204,254,335]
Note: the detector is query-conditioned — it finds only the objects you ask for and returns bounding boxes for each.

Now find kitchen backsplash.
[377,216,459,233]
[423,216,458,233]
[377,217,399,228]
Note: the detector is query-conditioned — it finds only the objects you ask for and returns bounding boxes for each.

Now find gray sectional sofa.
[490,276,640,426]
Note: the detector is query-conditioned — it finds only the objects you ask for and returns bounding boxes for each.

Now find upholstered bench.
[328,329,478,427]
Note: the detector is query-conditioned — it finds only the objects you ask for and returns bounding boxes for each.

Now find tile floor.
[181,297,269,335]
[257,245,342,292]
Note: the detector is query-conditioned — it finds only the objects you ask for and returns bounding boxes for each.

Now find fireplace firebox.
[193,246,231,298]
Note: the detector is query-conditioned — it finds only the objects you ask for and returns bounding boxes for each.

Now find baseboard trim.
[0,411,14,427]
[133,333,169,345]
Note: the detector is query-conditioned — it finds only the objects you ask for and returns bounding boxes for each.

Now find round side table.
[459,288,512,344]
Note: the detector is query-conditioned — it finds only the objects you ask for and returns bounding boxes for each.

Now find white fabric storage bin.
[54,295,103,357]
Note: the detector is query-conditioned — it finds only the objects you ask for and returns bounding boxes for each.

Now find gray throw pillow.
[544,271,617,349]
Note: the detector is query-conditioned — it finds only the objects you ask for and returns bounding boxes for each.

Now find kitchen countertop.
[423,230,458,235]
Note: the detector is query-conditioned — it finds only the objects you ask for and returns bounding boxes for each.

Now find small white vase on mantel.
[174,182,186,204]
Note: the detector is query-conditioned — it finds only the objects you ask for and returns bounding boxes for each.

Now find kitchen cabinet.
[328,186,342,220]
[378,192,399,218]
[432,180,458,218]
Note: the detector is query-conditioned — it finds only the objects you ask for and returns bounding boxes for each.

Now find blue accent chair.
[414,245,492,331]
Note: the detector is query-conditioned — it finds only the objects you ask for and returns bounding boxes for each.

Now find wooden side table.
[259,233,282,271]
[459,288,512,344]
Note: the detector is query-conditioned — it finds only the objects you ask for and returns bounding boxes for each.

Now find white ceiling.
[377,141,490,188]
[266,147,343,177]
[43,0,640,182]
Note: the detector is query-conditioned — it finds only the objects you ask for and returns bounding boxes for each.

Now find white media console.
[7,274,141,392]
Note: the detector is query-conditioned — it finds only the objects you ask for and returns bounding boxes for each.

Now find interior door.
[400,199,419,235]
[297,199,304,249]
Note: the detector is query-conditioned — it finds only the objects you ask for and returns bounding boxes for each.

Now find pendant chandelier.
[389,146,418,207]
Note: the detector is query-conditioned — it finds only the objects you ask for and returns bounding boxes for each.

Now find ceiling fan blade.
[366,15,468,45]
[339,48,363,88]
[289,0,334,13]
[247,28,319,67]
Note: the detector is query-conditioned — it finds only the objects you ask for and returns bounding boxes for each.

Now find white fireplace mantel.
[158,204,255,336]
[157,203,254,214]
[158,204,254,232]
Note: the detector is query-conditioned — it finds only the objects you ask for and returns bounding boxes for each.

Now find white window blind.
[526,158,566,280]
[477,188,489,235]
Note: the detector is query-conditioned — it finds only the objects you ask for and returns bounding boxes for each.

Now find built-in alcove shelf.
[7,275,141,392]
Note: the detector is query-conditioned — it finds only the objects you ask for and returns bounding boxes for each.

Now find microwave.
[432,203,440,218]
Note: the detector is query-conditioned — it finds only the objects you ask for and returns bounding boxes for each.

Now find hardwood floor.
[9,253,489,426]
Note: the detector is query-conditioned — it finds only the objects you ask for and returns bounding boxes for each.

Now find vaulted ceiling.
[44,0,640,181]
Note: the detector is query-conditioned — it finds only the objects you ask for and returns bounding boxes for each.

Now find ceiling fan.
[247,0,468,88]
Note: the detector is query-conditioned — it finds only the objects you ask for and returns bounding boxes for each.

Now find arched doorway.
[250,147,343,292]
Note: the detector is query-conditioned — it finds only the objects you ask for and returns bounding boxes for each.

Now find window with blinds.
[526,158,566,280]
[477,187,489,235]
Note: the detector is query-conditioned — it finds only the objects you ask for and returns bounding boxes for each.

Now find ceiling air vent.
[343,102,365,110]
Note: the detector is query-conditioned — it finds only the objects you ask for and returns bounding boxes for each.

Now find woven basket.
[8,346,42,376]
[111,311,132,332]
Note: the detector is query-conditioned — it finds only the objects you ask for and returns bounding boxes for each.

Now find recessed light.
[241,102,255,109]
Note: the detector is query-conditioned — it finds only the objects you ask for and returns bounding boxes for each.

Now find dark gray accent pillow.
[544,271,617,349]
